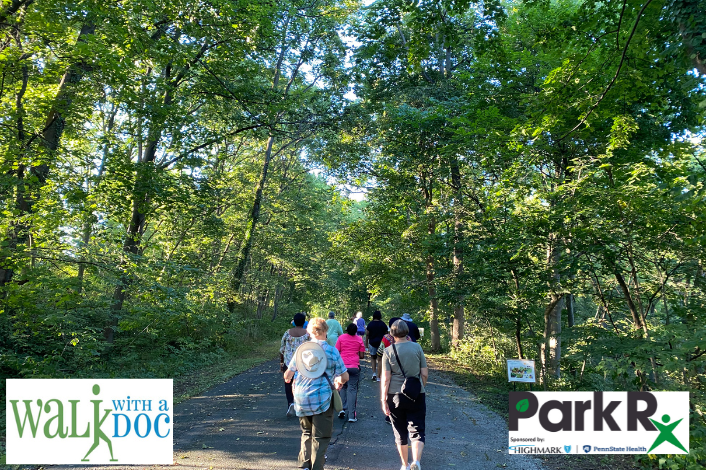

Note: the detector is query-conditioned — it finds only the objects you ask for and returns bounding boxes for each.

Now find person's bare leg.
[396,443,409,467]
[371,355,377,377]
[411,441,424,463]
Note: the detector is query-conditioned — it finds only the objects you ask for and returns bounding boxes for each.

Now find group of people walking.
[280,310,427,470]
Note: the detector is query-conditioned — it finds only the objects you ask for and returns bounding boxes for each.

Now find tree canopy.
[0,0,704,466]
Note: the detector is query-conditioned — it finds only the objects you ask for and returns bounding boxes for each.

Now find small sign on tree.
[507,359,536,383]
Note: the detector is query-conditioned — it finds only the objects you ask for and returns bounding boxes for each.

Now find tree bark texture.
[0,21,94,286]
[615,270,643,329]
[567,294,575,327]
[541,235,563,385]
[515,316,524,359]
[426,218,441,352]
[450,158,465,347]
[227,13,291,311]
[228,134,275,311]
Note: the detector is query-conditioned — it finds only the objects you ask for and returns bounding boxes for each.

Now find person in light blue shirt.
[325,311,343,347]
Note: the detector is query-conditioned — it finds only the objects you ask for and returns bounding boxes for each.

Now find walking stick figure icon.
[82,384,118,462]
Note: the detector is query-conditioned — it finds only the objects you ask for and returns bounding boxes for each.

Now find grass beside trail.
[427,354,642,470]
[173,340,279,404]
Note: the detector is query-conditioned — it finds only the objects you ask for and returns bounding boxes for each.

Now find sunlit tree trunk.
[0,20,95,286]
[541,235,563,387]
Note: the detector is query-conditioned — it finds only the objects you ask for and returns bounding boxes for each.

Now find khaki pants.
[298,404,334,470]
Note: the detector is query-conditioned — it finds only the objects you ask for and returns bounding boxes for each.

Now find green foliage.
[0,0,704,467]
[0,0,365,448]
[320,1,706,467]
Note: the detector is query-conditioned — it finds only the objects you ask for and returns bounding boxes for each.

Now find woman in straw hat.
[285,317,349,470]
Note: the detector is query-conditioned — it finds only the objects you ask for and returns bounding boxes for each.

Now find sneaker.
[410,461,421,470]
[338,410,345,419]
[372,374,377,381]
[286,403,295,417]
[399,465,408,470]
[348,417,357,422]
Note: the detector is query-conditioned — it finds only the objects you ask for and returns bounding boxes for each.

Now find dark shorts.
[387,393,426,446]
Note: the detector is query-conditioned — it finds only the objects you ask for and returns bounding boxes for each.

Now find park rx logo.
[508,391,689,455]
[6,379,172,464]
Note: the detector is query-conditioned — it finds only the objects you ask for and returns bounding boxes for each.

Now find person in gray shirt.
[381,320,428,470]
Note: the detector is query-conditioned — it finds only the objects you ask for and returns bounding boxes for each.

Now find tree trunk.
[426,218,441,352]
[256,288,269,319]
[228,134,275,311]
[450,158,464,347]
[272,283,283,321]
[515,316,524,359]
[567,294,575,327]
[0,20,94,286]
[227,12,291,311]
[106,125,164,343]
[541,293,564,388]
[541,235,563,385]
[103,35,212,342]
[76,219,92,287]
[0,62,29,285]
[42,21,96,153]
[615,271,643,329]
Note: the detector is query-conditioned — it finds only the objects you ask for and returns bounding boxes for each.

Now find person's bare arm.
[420,366,429,386]
[284,369,294,382]
[380,358,391,415]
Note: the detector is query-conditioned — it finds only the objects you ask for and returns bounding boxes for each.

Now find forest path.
[55,359,545,470]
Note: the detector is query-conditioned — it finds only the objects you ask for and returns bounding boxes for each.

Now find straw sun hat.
[295,342,328,379]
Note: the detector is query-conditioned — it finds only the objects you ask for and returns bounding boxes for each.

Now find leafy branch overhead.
[0,0,704,467]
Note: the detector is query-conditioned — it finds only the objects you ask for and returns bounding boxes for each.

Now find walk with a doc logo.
[6,379,173,464]
[508,391,689,455]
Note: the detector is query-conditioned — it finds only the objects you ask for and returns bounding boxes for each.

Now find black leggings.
[387,393,426,446]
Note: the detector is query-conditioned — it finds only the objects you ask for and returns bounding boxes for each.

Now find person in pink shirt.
[335,323,365,422]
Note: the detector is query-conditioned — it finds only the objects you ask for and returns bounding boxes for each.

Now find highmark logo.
[6,379,173,465]
[508,391,689,455]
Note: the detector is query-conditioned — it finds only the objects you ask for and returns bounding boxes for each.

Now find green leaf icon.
[516,399,529,412]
